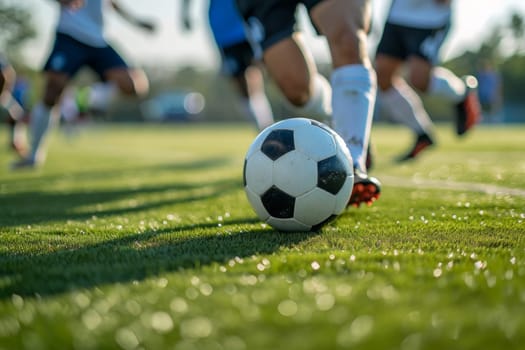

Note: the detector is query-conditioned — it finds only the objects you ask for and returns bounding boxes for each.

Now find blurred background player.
[12,0,155,168]
[181,0,274,131]
[236,0,381,207]
[375,0,482,162]
[476,59,503,123]
[1,53,27,156]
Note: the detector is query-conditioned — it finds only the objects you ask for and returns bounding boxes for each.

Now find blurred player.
[375,0,481,162]
[12,0,155,168]
[181,0,274,131]
[476,59,503,123]
[1,54,27,156]
[236,0,381,207]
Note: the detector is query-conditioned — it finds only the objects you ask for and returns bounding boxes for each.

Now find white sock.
[331,64,376,173]
[60,91,79,123]
[241,91,274,130]
[380,80,433,136]
[429,67,466,103]
[29,103,58,163]
[283,73,332,121]
[88,82,118,112]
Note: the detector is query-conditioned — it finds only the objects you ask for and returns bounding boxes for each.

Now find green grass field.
[1,122,524,349]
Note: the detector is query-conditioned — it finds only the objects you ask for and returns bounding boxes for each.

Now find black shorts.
[236,0,322,51]
[44,32,128,80]
[220,41,256,77]
[376,22,450,64]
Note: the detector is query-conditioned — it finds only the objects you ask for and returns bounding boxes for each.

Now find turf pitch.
[1,123,524,349]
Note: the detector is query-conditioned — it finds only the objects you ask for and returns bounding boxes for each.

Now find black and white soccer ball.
[243,118,354,232]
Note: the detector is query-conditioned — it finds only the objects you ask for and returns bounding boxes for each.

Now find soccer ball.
[243,117,354,232]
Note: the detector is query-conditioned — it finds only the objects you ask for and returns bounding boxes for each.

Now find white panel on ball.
[273,151,317,197]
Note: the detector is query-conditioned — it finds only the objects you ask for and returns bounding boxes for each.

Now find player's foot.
[348,169,381,207]
[455,76,481,136]
[10,157,38,170]
[396,132,435,162]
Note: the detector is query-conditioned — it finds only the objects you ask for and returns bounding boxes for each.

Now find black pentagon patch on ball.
[261,186,295,218]
[261,129,294,160]
[317,155,348,194]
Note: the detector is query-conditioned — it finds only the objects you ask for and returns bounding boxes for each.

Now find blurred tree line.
[1,2,524,123]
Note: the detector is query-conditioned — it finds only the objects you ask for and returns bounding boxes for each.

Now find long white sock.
[429,67,466,103]
[380,80,433,135]
[241,91,275,130]
[331,64,376,173]
[283,73,332,121]
[29,103,58,163]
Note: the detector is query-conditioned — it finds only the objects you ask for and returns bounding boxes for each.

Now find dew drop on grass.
[151,311,174,333]
[278,299,298,317]
[114,328,139,350]
[199,283,213,296]
[11,294,24,309]
[180,317,213,339]
[82,309,102,330]
[170,297,188,314]
[185,287,199,300]
[125,300,142,316]
[316,293,335,311]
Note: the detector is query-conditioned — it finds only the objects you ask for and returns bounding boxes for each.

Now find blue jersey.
[208,0,246,48]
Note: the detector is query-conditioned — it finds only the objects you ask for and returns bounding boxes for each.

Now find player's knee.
[282,85,311,107]
[107,69,149,97]
[43,80,67,107]
[408,74,430,93]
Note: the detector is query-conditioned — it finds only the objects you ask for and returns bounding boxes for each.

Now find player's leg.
[234,65,274,130]
[425,67,481,136]
[219,41,274,130]
[406,24,481,136]
[89,45,149,116]
[12,33,82,168]
[375,23,436,162]
[236,1,331,122]
[1,61,26,155]
[310,0,380,206]
[264,32,332,121]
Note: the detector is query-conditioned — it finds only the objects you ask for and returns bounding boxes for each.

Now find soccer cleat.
[455,76,481,136]
[348,169,381,207]
[10,157,38,170]
[396,132,435,162]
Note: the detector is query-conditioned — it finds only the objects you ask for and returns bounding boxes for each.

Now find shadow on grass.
[0,221,316,298]
[1,154,316,298]
[1,156,240,228]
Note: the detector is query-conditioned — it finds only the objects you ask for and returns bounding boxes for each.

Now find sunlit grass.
[1,122,524,349]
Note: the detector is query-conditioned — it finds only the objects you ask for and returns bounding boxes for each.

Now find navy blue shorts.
[219,40,256,77]
[376,22,449,64]
[236,0,322,51]
[44,32,128,80]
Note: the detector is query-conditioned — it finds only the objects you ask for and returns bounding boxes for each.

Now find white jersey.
[56,0,108,47]
[387,0,452,29]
